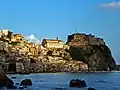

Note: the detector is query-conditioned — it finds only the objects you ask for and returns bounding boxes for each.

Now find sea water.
[6,72,120,90]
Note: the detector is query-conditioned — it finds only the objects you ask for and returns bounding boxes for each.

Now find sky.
[0,0,120,63]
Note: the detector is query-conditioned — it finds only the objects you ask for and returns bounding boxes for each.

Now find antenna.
[75,27,77,33]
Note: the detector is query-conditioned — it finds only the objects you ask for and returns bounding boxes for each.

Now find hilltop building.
[67,33,88,46]
[0,29,12,42]
[67,33,105,47]
[42,37,64,49]
[11,34,24,43]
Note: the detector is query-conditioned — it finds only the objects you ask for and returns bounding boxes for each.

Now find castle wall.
[67,33,105,47]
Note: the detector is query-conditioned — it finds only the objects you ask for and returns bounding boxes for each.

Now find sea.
[3,72,120,90]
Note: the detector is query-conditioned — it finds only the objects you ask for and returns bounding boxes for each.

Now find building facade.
[42,38,64,49]
[0,41,8,52]
[67,33,105,47]
[67,33,88,47]
[11,34,24,43]
[0,29,12,41]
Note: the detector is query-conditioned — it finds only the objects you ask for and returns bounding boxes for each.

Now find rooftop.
[43,39,63,43]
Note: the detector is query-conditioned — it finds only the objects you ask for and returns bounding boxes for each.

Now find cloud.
[25,34,40,44]
[100,1,120,8]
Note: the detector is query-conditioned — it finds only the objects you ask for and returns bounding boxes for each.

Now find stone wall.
[28,61,88,73]
[67,33,105,46]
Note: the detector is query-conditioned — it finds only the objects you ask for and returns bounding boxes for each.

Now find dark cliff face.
[69,45,116,71]
[87,45,116,71]
[67,33,116,71]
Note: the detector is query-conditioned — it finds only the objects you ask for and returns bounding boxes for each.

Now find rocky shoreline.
[0,69,97,90]
[6,70,120,74]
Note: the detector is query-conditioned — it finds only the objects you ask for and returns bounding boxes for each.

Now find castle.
[67,33,105,47]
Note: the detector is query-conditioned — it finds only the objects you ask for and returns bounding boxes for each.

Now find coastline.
[0,30,116,75]
[5,70,120,75]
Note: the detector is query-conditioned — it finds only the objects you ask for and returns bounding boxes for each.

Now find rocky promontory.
[0,29,116,73]
[67,33,116,71]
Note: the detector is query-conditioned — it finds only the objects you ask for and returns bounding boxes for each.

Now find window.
[20,38,22,41]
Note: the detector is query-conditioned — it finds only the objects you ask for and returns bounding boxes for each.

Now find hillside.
[0,30,116,73]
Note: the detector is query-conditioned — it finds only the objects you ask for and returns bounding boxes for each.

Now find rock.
[7,85,17,89]
[88,87,96,90]
[8,78,14,85]
[69,79,86,88]
[0,70,14,87]
[87,45,116,71]
[81,80,86,87]
[20,79,32,86]
[67,33,116,71]
[19,72,30,75]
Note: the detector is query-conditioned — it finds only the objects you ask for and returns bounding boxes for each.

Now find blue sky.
[0,0,120,63]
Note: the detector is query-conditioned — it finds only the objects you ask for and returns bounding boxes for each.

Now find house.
[16,62,24,73]
[0,29,12,36]
[0,41,8,52]
[0,29,12,41]
[42,37,64,49]
[11,34,24,43]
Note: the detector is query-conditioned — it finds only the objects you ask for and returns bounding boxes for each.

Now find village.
[0,29,105,73]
